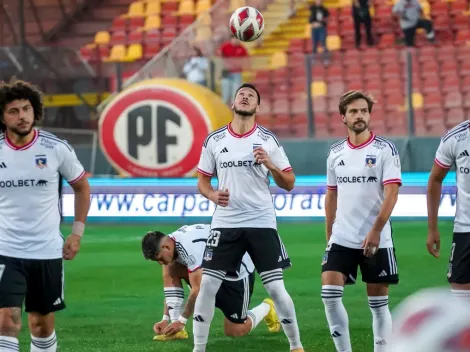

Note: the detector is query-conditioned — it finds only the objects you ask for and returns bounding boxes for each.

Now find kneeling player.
[141,224,280,341]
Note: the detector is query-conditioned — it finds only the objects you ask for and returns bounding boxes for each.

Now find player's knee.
[0,308,22,337]
[223,322,247,337]
[28,312,54,338]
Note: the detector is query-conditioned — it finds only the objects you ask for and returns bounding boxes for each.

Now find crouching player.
[141,224,280,341]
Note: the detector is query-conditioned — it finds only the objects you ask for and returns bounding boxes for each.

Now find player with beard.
[193,83,304,352]
[321,91,402,352]
[0,79,90,352]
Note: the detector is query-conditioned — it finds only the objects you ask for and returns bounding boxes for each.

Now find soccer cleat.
[153,329,189,341]
[291,349,304,352]
[263,298,281,333]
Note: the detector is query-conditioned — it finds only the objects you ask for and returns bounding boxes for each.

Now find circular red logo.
[99,85,210,177]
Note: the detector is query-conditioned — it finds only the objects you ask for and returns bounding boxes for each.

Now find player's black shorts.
[321,243,399,285]
[215,272,255,324]
[0,255,65,314]
[447,232,470,284]
[202,228,291,275]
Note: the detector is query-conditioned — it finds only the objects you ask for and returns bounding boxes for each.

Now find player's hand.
[163,321,185,336]
[153,320,169,335]
[426,229,441,258]
[362,230,380,257]
[210,189,230,207]
[253,147,275,170]
[63,234,81,260]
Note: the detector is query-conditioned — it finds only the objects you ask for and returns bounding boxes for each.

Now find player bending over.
[322,91,402,352]
[427,120,470,302]
[141,224,281,341]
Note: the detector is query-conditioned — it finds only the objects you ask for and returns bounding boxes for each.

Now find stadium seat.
[269,52,288,70]
[126,43,143,61]
[196,0,212,14]
[326,35,342,51]
[228,0,246,12]
[103,44,127,62]
[311,81,327,97]
[176,0,195,15]
[94,31,110,45]
[143,15,162,31]
[146,1,162,15]
[126,1,145,17]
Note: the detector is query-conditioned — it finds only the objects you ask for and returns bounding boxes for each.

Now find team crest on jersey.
[253,143,262,151]
[365,155,377,168]
[35,155,47,169]
[203,249,213,261]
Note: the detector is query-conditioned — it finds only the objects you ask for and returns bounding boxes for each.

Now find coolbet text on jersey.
[326,133,402,249]
[0,129,85,259]
[169,224,255,281]
[197,123,292,229]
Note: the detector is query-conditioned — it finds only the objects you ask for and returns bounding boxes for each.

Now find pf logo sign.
[99,79,231,177]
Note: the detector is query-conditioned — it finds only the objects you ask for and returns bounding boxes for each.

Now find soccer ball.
[387,288,470,352]
[229,7,265,42]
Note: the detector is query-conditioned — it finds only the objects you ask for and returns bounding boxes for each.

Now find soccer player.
[322,91,402,352]
[0,79,90,352]
[141,224,280,341]
[193,83,303,352]
[427,120,470,302]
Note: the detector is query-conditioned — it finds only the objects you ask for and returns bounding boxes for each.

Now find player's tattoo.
[0,308,22,336]
[182,291,198,319]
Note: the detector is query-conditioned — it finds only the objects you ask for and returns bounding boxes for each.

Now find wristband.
[72,221,85,237]
[162,315,170,322]
[178,316,188,325]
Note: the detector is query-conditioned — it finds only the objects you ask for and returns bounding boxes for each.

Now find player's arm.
[371,183,400,234]
[325,153,337,242]
[269,167,295,192]
[256,142,295,191]
[69,177,91,230]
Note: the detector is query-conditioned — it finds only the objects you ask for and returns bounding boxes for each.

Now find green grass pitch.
[18,221,453,352]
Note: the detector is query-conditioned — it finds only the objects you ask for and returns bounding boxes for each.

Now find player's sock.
[451,289,470,302]
[368,296,392,352]
[164,287,185,322]
[261,269,303,350]
[247,301,271,331]
[0,336,19,351]
[321,285,352,352]
[31,331,57,351]
[192,269,225,352]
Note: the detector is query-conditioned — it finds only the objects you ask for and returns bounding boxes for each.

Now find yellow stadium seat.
[103,44,127,62]
[143,15,161,30]
[125,43,143,61]
[420,1,431,18]
[269,51,287,70]
[127,1,145,17]
[369,5,375,17]
[195,27,212,42]
[94,31,110,45]
[176,0,195,15]
[228,0,245,12]
[304,24,312,38]
[197,12,212,26]
[407,93,424,109]
[326,35,342,51]
[196,0,211,14]
[146,1,161,15]
[311,81,327,97]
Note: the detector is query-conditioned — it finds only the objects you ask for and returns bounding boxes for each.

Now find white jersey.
[0,129,85,259]
[326,133,402,249]
[169,224,255,281]
[197,123,292,229]
[434,120,470,233]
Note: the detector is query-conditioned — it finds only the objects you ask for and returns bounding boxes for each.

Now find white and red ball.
[229,6,264,42]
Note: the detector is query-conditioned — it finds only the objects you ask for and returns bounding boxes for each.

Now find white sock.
[451,289,470,302]
[0,336,19,351]
[262,269,303,350]
[192,269,225,352]
[321,285,351,352]
[368,296,392,352]
[247,301,270,332]
[164,287,185,322]
[31,331,57,351]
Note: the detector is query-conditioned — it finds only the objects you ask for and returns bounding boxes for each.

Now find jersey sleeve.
[326,154,337,190]
[270,140,292,172]
[435,136,456,169]
[58,142,86,184]
[197,137,215,176]
[382,143,402,186]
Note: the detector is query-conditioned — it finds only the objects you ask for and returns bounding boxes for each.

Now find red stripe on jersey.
[5,129,38,151]
[227,122,258,138]
[383,178,402,185]
[188,266,201,273]
[68,171,86,185]
[197,168,213,176]
[347,132,376,149]
[434,158,451,169]
[282,167,293,172]
[327,185,337,190]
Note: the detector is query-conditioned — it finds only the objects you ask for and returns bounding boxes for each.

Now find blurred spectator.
[353,0,374,48]
[392,0,435,47]
[218,37,248,105]
[309,0,330,65]
[182,47,209,87]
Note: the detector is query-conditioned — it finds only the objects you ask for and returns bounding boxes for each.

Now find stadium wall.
[62,172,457,224]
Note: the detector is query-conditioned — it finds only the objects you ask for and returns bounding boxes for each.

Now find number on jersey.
[207,230,221,248]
